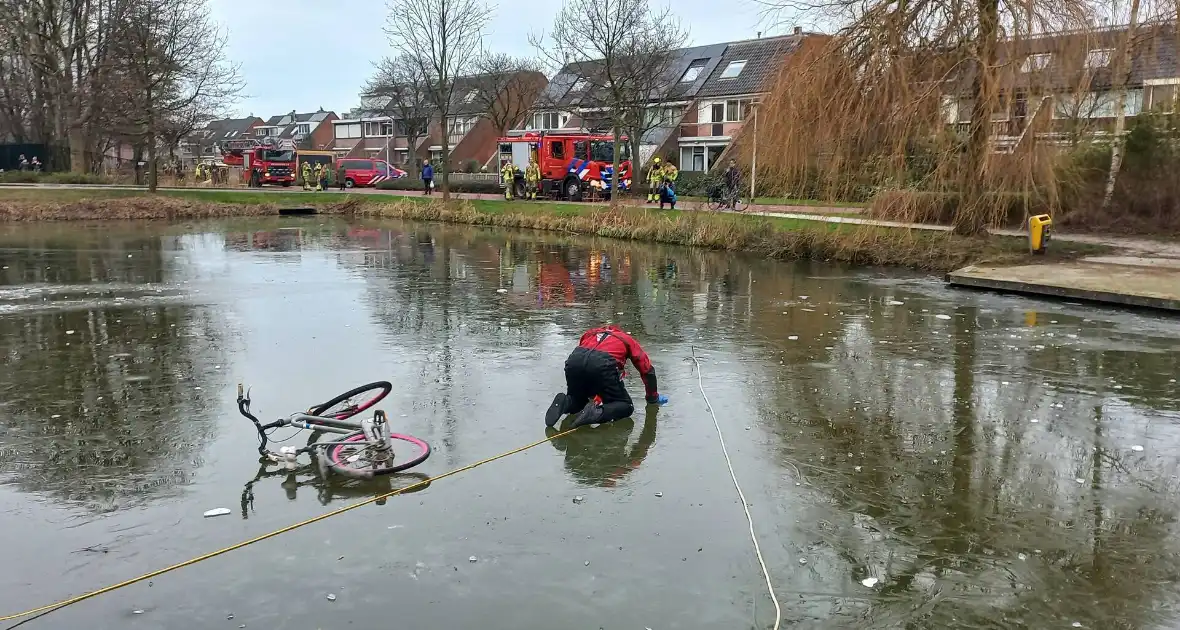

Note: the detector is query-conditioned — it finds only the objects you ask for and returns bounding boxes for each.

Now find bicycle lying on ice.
[236,381,431,479]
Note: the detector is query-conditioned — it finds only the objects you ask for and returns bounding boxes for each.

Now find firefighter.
[662,160,679,188]
[312,162,324,191]
[544,324,668,429]
[524,158,541,200]
[646,157,663,203]
[500,159,516,200]
[319,162,331,190]
[301,161,312,191]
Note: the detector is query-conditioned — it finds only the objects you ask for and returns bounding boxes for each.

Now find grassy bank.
[0,188,1103,271]
[355,199,1100,271]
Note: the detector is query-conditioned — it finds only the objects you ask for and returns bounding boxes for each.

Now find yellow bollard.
[1028,214,1052,255]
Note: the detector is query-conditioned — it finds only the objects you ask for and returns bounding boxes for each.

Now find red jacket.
[578,325,658,398]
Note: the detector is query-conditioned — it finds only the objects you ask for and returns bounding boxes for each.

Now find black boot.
[572,402,604,428]
[545,393,568,428]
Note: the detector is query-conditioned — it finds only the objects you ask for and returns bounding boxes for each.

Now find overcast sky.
[209,0,794,120]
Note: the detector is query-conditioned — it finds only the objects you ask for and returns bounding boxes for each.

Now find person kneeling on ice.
[546,324,668,429]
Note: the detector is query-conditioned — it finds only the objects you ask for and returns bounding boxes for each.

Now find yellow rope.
[0,427,579,623]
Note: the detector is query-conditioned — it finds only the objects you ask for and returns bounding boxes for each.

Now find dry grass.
[0,196,355,221]
[0,191,1104,271]
[358,198,1097,271]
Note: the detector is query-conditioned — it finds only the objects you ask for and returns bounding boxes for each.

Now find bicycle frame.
[237,384,391,459]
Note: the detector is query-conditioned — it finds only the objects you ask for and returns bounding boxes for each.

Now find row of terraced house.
[182,23,1180,174]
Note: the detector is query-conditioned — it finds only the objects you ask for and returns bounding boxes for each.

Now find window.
[680,59,708,83]
[255,127,269,137]
[549,141,565,159]
[1148,84,1176,111]
[430,150,442,163]
[364,121,396,137]
[335,123,362,139]
[1054,89,1143,118]
[463,89,479,104]
[341,159,370,170]
[711,103,724,123]
[941,95,958,123]
[1021,53,1051,73]
[1085,49,1114,69]
[448,116,476,136]
[394,148,409,164]
[720,60,747,79]
[725,100,750,122]
[570,78,588,92]
[532,111,566,130]
[296,124,310,135]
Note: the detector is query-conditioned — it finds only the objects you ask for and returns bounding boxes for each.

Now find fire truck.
[496,131,632,201]
[223,137,297,187]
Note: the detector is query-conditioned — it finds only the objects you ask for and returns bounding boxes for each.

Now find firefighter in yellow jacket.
[524,158,541,200]
[312,163,324,191]
[501,160,516,200]
[301,161,313,191]
[646,157,663,203]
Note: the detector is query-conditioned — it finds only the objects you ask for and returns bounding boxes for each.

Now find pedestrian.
[524,157,541,200]
[645,156,663,203]
[723,158,742,210]
[544,324,668,429]
[30,156,41,173]
[421,159,434,195]
[500,159,516,200]
[17,154,28,171]
[337,162,347,191]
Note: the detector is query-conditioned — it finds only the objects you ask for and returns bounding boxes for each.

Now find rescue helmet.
[653,157,661,163]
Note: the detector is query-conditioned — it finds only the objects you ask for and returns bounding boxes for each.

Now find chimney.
[793,26,803,35]
[757,31,761,38]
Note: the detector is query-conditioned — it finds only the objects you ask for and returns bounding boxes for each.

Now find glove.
[647,394,669,406]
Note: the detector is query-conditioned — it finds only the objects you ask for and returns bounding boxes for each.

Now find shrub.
[0,171,113,185]
[870,190,1041,227]
[376,177,502,195]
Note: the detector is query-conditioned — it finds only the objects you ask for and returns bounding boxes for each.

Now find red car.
[338,158,407,188]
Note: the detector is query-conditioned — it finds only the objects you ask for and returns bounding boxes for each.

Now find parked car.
[338,158,407,188]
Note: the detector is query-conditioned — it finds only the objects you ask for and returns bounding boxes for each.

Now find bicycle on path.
[704,183,747,212]
[236,381,431,479]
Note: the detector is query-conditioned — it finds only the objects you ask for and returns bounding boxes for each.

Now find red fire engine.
[496,131,632,201]
[223,137,297,187]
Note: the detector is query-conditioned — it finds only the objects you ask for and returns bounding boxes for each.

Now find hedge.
[0,171,114,185]
[869,190,1045,227]
[377,177,503,195]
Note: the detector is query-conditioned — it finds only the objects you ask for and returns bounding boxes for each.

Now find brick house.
[943,23,1179,150]
[514,30,828,173]
[251,110,338,151]
[178,117,263,164]
[331,70,547,170]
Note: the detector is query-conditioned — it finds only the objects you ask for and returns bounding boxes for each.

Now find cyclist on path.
[723,159,742,210]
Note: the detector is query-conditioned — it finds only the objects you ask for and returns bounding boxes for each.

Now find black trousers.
[423,178,433,194]
[563,347,634,422]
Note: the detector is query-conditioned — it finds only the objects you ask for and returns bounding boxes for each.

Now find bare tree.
[470,53,548,135]
[1101,0,1143,211]
[366,54,435,177]
[111,0,241,191]
[384,0,491,200]
[532,0,686,206]
[0,0,131,172]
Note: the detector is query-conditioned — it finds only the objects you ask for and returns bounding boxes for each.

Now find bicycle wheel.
[310,382,393,419]
[734,197,748,212]
[323,431,432,478]
[705,194,722,212]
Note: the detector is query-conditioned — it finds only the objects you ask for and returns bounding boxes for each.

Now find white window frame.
[570,78,588,92]
[1085,48,1114,69]
[1021,53,1052,73]
[1145,78,1180,111]
[720,60,747,79]
[1054,89,1143,119]
[334,123,362,139]
[296,124,311,135]
[680,60,707,83]
[463,88,479,104]
[724,99,750,122]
